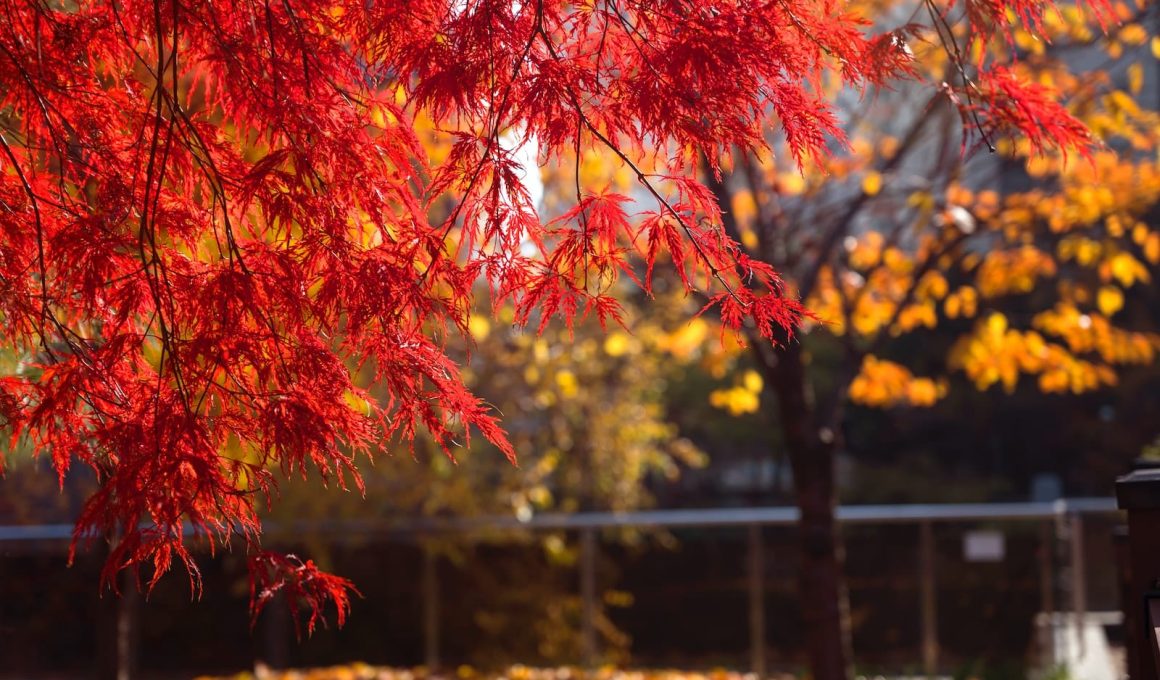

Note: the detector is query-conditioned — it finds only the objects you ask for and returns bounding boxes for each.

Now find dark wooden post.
[423,544,441,671]
[1038,518,1056,666]
[1116,524,1140,680]
[1115,467,1160,680]
[748,523,767,677]
[580,527,597,667]
[258,592,291,672]
[1068,513,1087,657]
[919,520,938,676]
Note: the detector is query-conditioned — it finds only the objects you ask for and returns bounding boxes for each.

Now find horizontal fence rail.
[0,497,1119,542]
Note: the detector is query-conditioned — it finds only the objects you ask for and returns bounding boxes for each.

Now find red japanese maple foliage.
[0,0,1101,628]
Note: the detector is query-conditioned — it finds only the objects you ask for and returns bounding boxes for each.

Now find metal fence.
[0,498,1121,677]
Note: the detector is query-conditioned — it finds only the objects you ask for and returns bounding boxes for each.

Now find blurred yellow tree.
[266,288,704,665]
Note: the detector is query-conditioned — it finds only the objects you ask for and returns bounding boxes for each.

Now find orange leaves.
[1032,303,1159,365]
[849,356,946,408]
[192,664,782,680]
[1096,286,1124,316]
[1103,251,1150,287]
[948,311,1131,394]
[950,313,1050,393]
[944,286,979,319]
[975,246,1057,298]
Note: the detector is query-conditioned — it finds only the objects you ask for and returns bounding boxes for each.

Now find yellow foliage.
[895,300,937,333]
[976,246,1055,298]
[878,136,899,158]
[1057,237,1102,265]
[882,247,911,275]
[1146,234,1160,264]
[917,271,949,300]
[1033,303,1159,365]
[1106,251,1150,286]
[731,190,758,230]
[847,231,884,270]
[342,389,373,417]
[709,369,765,416]
[862,171,882,196]
[369,104,396,129]
[948,314,1121,395]
[659,318,710,360]
[1106,214,1125,238]
[804,267,847,334]
[848,356,946,408]
[468,314,492,340]
[554,370,578,398]
[603,332,638,357]
[197,666,804,680]
[778,172,806,195]
[1096,286,1124,316]
[1014,29,1045,54]
[1128,63,1144,95]
[709,386,761,416]
[944,286,978,319]
[1120,24,1147,45]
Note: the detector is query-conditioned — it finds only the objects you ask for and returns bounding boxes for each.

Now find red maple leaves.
[0,0,1103,631]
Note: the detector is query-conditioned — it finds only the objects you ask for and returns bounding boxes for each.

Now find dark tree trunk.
[97,569,140,680]
[698,153,853,680]
[765,342,852,680]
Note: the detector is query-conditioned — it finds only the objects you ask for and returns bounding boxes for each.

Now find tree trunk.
[97,569,140,680]
[765,342,852,680]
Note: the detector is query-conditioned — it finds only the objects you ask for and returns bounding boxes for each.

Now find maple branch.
[585,119,745,304]
[136,0,193,420]
[701,155,760,277]
[574,113,589,290]
[534,23,753,309]
[797,94,939,302]
[923,0,995,153]
[0,131,51,352]
[415,0,545,285]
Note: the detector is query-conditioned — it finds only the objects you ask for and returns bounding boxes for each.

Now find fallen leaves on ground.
[195,664,795,680]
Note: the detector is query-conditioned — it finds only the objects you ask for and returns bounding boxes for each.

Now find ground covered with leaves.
[196,665,794,680]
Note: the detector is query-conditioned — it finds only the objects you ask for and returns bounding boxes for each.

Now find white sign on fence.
[963,530,1006,562]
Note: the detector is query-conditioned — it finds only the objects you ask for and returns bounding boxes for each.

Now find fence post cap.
[1116,468,1160,510]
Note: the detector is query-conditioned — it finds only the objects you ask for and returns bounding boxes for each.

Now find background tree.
[687,7,1160,677]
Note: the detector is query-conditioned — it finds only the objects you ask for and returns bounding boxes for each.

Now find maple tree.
[0,0,1116,664]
